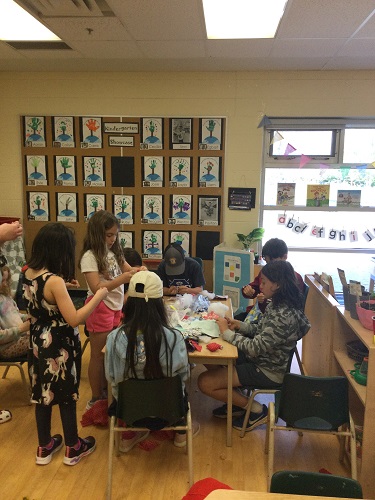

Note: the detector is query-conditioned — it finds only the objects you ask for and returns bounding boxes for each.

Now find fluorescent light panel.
[0,0,60,41]
[203,0,288,39]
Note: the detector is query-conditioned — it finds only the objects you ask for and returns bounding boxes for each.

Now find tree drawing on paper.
[115,197,131,220]
[173,198,190,219]
[59,196,75,217]
[145,197,160,220]
[85,158,102,181]
[145,233,161,254]
[171,159,189,182]
[202,119,220,145]
[201,199,217,217]
[201,160,217,182]
[87,196,104,218]
[29,157,45,180]
[144,119,161,144]
[31,194,47,216]
[27,117,43,142]
[54,117,73,143]
[146,159,161,181]
[84,118,100,143]
[58,157,74,180]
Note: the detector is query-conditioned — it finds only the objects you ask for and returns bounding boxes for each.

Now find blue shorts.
[85,298,122,333]
[235,350,279,389]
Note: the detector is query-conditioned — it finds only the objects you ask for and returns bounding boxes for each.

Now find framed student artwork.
[169,157,191,187]
[142,230,163,258]
[80,117,102,148]
[56,192,78,222]
[141,118,163,150]
[113,194,134,224]
[199,118,222,150]
[118,231,134,250]
[142,195,163,224]
[142,156,164,187]
[198,196,220,226]
[54,156,76,186]
[53,116,75,148]
[83,156,105,186]
[84,194,105,220]
[169,231,191,256]
[24,116,46,147]
[25,155,48,186]
[170,195,192,225]
[27,192,49,221]
[199,157,221,187]
[170,118,192,149]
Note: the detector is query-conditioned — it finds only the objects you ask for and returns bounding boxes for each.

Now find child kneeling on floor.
[105,270,199,451]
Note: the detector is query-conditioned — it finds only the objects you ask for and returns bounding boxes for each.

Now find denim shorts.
[85,297,122,333]
[235,350,279,389]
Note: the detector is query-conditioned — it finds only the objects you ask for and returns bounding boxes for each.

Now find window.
[260,119,375,291]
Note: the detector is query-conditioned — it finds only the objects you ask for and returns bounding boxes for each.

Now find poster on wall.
[142,156,164,187]
[113,194,134,224]
[170,157,191,187]
[199,118,222,150]
[142,230,163,258]
[142,195,163,224]
[170,118,192,149]
[24,116,46,147]
[53,116,75,147]
[54,156,76,186]
[80,117,102,148]
[306,184,330,207]
[56,192,78,222]
[276,182,295,206]
[337,189,361,207]
[170,194,192,225]
[118,231,134,249]
[141,118,163,150]
[27,192,49,221]
[25,155,48,186]
[83,156,105,186]
[198,196,220,226]
[199,157,221,187]
[84,194,105,220]
[169,231,191,255]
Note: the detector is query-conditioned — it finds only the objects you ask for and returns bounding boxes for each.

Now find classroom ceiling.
[2,0,375,72]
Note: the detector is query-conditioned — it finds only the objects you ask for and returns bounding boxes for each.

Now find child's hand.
[20,320,30,333]
[243,285,255,298]
[97,287,109,300]
[226,317,241,331]
[65,279,80,289]
[216,316,230,333]
[257,293,266,303]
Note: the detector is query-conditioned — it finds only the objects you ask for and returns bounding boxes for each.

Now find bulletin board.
[20,116,226,289]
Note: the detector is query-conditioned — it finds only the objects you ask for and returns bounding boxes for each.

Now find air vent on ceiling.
[6,41,72,50]
[15,0,114,17]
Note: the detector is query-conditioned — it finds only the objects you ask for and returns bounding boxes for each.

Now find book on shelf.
[337,189,361,207]
[276,183,295,206]
[306,184,330,207]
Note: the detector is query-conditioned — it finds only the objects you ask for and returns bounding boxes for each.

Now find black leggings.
[35,401,78,447]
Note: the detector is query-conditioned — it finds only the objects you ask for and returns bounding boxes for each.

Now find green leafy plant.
[236,227,265,251]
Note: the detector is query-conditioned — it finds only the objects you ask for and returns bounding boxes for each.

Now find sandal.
[0,410,12,423]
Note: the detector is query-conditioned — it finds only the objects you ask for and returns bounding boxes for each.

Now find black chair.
[0,352,31,404]
[107,376,194,499]
[270,470,363,498]
[266,374,357,489]
[239,347,295,438]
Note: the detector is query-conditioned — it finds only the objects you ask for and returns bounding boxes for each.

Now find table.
[165,297,238,447]
[205,490,368,500]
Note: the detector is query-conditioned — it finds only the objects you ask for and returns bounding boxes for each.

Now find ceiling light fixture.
[203,0,288,39]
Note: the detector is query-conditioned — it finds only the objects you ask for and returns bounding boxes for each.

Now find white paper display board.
[213,243,254,314]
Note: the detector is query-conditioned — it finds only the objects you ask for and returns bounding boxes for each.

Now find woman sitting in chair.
[105,270,199,451]
[198,260,310,432]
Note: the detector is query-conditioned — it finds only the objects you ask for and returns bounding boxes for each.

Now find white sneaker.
[119,430,150,452]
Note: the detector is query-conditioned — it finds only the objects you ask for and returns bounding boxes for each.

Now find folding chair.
[266,373,357,490]
[270,470,363,498]
[239,347,295,438]
[107,376,194,500]
[0,352,31,404]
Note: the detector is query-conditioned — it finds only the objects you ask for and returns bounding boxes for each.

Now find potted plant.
[236,227,265,253]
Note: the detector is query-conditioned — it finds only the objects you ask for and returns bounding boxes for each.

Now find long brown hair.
[79,210,124,274]
[0,265,12,296]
